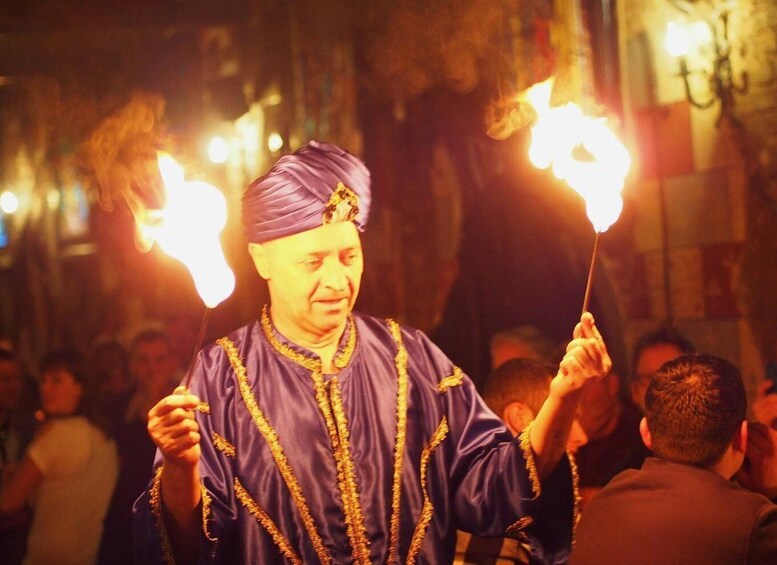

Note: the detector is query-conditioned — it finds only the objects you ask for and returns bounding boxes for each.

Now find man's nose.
[321,258,347,290]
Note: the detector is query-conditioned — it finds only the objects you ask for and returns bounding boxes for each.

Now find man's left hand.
[551,312,612,398]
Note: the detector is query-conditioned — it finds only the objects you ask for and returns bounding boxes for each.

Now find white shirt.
[25,416,118,565]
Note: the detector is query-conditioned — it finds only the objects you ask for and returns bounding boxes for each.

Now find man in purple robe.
[134,141,612,564]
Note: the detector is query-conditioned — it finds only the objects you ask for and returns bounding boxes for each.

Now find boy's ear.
[248,243,270,280]
[639,417,653,450]
[502,402,535,437]
[732,420,748,454]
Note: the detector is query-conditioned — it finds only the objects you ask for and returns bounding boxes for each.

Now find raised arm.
[530,312,611,478]
[146,386,203,564]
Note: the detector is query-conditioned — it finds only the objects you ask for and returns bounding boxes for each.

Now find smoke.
[77,92,167,223]
[361,0,557,137]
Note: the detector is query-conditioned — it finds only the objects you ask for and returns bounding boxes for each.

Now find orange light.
[138,153,235,308]
[525,78,630,233]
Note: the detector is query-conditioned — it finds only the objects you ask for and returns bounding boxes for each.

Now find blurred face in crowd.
[131,339,177,389]
[39,368,83,417]
[491,342,538,371]
[632,343,685,412]
[251,221,363,344]
[567,418,589,453]
[579,371,622,439]
[0,358,23,414]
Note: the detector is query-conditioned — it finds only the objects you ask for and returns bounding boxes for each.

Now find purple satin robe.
[134,311,574,564]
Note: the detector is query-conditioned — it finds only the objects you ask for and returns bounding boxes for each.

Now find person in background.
[455,357,588,564]
[572,354,777,565]
[630,326,695,414]
[99,330,179,565]
[489,326,559,370]
[0,350,36,565]
[0,349,118,565]
[574,369,648,507]
[92,340,134,433]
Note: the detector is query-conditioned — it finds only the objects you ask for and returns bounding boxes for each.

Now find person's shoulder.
[30,416,87,449]
[202,319,261,356]
[354,311,434,344]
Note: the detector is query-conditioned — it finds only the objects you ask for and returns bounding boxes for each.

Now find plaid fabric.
[453,531,531,565]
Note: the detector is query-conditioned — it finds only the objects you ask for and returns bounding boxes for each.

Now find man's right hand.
[147,385,202,467]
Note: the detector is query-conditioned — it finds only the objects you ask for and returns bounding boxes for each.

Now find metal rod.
[182,307,212,390]
[581,232,601,316]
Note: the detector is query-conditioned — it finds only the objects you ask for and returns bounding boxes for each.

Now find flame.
[138,153,236,308]
[525,78,630,233]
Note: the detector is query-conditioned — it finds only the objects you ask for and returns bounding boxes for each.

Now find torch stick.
[182,307,212,390]
[581,232,601,316]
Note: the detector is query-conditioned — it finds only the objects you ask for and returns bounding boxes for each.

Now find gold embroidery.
[327,377,371,563]
[218,337,332,565]
[505,516,534,538]
[407,416,449,564]
[234,477,302,564]
[201,485,217,542]
[568,451,581,547]
[437,366,464,393]
[322,182,360,225]
[387,319,409,565]
[334,314,357,370]
[196,402,211,414]
[260,305,357,371]
[149,466,175,565]
[212,431,236,458]
[518,422,541,498]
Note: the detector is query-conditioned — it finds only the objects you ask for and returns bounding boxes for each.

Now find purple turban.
[242,141,371,243]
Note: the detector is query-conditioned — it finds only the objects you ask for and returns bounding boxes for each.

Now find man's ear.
[732,420,748,454]
[502,402,535,437]
[639,417,653,450]
[248,243,271,280]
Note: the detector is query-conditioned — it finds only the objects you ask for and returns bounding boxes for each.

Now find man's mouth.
[317,297,348,305]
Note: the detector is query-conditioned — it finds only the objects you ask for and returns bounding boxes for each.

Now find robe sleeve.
[407,328,576,563]
[133,342,240,565]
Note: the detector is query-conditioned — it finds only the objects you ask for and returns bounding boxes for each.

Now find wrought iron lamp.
[664,0,747,121]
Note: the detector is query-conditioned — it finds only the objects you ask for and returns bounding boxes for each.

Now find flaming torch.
[525,78,631,314]
[138,153,236,387]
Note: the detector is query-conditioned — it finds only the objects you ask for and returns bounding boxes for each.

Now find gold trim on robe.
[518,422,541,498]
[211,431,236,458]
[407,416,450,564]
[387,320,409,564]
[218,337,333,565]
[437,366,465,393]
[149,466,176,565]
[234,477,303,564]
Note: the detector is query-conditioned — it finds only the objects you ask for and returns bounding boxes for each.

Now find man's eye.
[341,252,358,265]
[303,259,322,269]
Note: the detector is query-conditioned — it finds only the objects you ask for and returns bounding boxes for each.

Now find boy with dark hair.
[572,354,777,565]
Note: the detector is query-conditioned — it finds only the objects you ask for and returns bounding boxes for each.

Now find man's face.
[632,343,684,412]
[255,222,363,342]
[131,339,177,388]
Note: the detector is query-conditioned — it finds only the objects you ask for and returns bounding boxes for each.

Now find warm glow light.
[0,191,19,214]
[665,21,713,58]
[665,21,692,57]
[138,153,236,308]
[268,132,284,153]
[207,136,230,164]
[525,78,631,233]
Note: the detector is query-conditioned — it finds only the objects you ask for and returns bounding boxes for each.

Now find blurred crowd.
[2,317,776,564]
[0,320,187,565]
